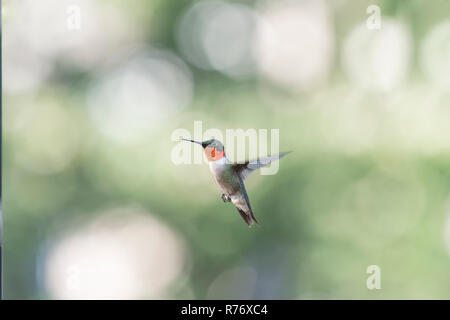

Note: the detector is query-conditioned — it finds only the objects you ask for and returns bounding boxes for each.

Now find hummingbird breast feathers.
[208,158,240,195]
[208,158,258,226]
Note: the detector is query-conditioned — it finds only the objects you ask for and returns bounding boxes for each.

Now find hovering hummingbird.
[182,138,290,227]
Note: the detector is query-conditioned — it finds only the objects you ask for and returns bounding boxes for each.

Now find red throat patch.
[205,147,225,161]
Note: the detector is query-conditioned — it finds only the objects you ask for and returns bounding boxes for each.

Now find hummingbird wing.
[232,152,291,180]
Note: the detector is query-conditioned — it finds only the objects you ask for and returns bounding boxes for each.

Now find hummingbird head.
[182,138,225,161]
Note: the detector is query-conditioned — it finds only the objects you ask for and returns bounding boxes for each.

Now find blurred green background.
[3,0,450,299]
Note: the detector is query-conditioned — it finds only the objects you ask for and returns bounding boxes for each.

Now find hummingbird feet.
[221,194,231,202]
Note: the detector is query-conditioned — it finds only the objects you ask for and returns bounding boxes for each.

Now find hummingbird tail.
[238,208,259,227]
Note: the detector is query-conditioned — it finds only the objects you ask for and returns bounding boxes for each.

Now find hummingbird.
[182,138,290,227]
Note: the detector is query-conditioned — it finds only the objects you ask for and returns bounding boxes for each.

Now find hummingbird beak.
[181,138,203,145]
